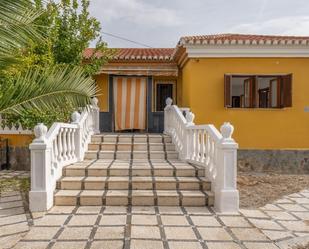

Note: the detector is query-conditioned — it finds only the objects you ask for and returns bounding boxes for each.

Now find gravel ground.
[238,172,309,208]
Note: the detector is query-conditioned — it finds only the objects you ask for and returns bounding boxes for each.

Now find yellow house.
[86,34,309,150]
[83,34,309,172]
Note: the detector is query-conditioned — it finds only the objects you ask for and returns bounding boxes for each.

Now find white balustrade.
[29,98,100,212]
[164,98,239,212]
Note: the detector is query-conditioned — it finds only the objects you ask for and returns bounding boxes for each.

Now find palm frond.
[0,66,97,114]
[0,0,43,69]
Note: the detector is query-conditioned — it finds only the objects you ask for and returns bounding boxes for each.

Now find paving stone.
[243,242,279,249]
[0,213,27,225]
[76,206,102,214]
[159,206,183,214]
[23,226,59,240]
[0,207,25,217]
[240,209,269,218]
[131,214,158,225]
[248,218,284,230]
[0,195,22,203]
[132,206,156,214]
[277,204,307,212]
[14,241,49,249]
[230,228,268,241]
[291,211,309,220]
[275,235,309,249]
[52,242,87,249]
[185,207,212,215]
[264,211,298,220]
[169,241,203,249]
[219,216,252,227]
[262,230,293,240]
[0,200,23,209]
[90,240,124,249]
[94,226,125,239]
[131,225,161,239]
[190,216,221,227]
[35,214,69,226]
[198,227,233,241]
[100,214,127,225]
[0,222,29,237]
[68,215,98,226]
[278,220,309,232]
[289,197,309,204]
[49,206,76,214]
[58,227,92,240]
[161,215,189,226]
[206,242,241,249]
[260,204,283,211]
[0,232,28,249]
[104,206,127,214]
[131,239,164,249]
[165,226,197,240]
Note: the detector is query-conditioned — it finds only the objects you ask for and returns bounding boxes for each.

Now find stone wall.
[238,149,309,174]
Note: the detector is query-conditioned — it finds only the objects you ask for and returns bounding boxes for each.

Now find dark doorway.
[156,83,173,111]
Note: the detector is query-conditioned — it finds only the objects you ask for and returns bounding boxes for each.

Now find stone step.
[88,143,176,151]
[54,189,214,206]
[58,176,211,191]
[63,160,205,177]
[84,151,179,160]
[91,134,172,143]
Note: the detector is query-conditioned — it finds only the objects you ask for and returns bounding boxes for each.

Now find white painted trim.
[185,45,309,58]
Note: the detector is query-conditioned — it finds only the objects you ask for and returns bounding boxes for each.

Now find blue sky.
[88,0,309,48]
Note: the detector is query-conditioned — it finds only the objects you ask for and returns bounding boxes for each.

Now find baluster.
[62,128,68,161]
[205,132,210,165]
[57,129,63,161]
[53,138,58,168]
[67,128,72,160]
[195,130,199,161]
[201,130,205,163]
[71,129,76,159]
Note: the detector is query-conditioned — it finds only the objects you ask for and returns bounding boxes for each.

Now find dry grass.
[0,177,30,194]
[238,172,309,208]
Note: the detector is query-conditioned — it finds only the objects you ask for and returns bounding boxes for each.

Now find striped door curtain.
[113,77,147,131]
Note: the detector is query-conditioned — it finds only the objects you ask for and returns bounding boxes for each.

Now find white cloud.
[91,0,182,27]
[230,16,309,36]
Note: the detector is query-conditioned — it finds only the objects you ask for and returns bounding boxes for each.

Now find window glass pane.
[230,76,250,108]
[257,76,278,108]
[156,83,173,111]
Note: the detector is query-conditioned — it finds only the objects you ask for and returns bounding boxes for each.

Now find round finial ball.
[91,97,98,106]
[34,123,47,140]
[220,122,234,139]
[165,97,173,106]
[71,111,81,123]
[186,111,195,123]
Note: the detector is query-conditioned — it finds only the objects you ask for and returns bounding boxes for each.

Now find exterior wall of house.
[181,57,309,149]
[95,73,109,112]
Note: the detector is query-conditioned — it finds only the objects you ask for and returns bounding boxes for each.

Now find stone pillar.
[71,111,83,161]
[29,123,53,212]
[214,122,239,213]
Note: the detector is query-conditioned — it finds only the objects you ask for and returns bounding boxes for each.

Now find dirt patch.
[238,172,309,208]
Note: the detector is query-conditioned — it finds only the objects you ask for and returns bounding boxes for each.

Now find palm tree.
[0,0,96,115]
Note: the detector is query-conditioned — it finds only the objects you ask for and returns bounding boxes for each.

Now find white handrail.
[29,98,100,212]
[164,98,239,213]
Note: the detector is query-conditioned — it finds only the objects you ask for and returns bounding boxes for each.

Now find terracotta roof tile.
[83,48,175,61]
[179,33,309,45]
